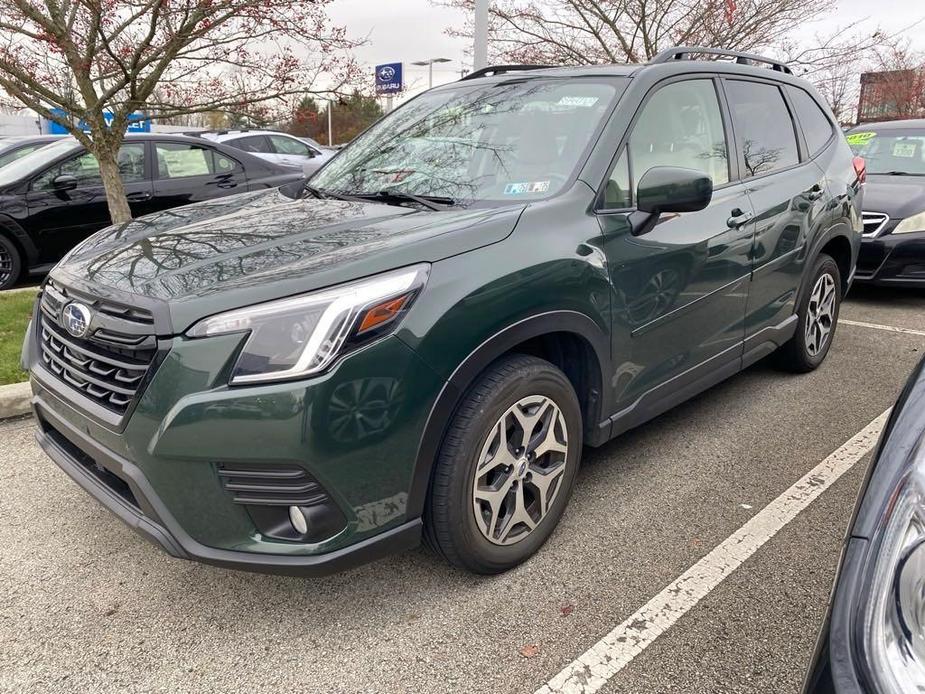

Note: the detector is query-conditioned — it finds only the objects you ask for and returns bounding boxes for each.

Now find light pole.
[411,57,452,89]
[474,0,489,70]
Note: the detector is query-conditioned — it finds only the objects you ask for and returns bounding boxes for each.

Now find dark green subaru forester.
[25,47,863,576]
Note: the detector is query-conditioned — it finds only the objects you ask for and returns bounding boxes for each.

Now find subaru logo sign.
[62,302,92,339]
[375,62,403,95]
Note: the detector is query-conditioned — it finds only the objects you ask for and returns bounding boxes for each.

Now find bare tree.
[0,0,361,224]
[437,0,889,67]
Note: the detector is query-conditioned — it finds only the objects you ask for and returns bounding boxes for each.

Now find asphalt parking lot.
[1,285,923,694]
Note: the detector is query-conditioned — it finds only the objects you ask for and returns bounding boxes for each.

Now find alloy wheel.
[0,245,12,287]
[471,394,569,546]
[805,272,837,357]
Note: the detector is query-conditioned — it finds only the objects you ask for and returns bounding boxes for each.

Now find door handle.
[727,208,754,228]
[126,191,151,201]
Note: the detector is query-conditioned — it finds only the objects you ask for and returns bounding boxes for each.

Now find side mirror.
[636,166,713,215]
[52,174,78,191]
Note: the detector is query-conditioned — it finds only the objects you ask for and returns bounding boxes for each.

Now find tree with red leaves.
[0,0,361,224]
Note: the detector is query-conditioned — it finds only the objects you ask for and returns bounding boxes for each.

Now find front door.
[597,78,754,419]
[24,142,151,262]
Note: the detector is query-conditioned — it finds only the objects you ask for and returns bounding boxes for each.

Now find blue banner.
[375,63,403,94]
[46,108,151,134]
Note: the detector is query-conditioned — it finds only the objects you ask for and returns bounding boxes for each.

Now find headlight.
[187,264,429,384]
[857,441,925,691]
[894,211,925,235]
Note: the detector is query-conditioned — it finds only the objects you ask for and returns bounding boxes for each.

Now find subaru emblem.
[62,302,92,339]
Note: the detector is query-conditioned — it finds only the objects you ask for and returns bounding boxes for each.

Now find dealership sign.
[375,63,403,94]
[45,108,151,134]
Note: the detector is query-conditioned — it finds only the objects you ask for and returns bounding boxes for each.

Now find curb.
[0,382,31,420]
[2,286,40,296]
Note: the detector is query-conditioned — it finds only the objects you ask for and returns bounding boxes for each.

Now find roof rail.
[460,64,553,81]
[648,46,792,75]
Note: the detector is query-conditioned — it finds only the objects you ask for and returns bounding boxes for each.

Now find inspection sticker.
[846,131,876,146]
[892,142,917,158]
[504,181,550,195]
[558,96,599,107]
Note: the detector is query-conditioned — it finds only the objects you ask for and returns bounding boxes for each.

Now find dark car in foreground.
[0,134,304,289]
[805,354,925,693]
[846,119,925,287]
[25,47,862,577]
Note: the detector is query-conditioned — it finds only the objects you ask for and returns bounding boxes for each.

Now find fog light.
[289,505,308,535]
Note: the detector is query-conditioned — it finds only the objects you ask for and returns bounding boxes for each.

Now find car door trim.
[630,271,751,338]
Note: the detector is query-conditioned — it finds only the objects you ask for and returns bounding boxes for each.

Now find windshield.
[312,78,625,204]
[0,137,78,186]
[846,128,925,175]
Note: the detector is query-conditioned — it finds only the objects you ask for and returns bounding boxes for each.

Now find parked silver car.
[199,129,335,176]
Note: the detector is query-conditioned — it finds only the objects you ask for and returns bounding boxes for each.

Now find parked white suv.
[199,130,336,176]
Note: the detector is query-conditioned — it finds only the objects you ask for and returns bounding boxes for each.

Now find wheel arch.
[799,224,855,305]
[0,214,39,268]
[406,310,612,520]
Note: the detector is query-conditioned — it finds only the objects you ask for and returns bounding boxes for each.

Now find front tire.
[0,235,22,291]
[424,354,582,574]
[775,253,842,372]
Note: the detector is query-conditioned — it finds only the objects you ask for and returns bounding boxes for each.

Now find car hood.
[863,176,925,219]
[52,188,525,333]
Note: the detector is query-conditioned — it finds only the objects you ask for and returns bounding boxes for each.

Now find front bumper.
[27,313,445,575]
[33,399,422,576]
[855,228,925,287]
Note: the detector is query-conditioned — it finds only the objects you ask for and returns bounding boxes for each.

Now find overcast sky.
[328,0,925,99]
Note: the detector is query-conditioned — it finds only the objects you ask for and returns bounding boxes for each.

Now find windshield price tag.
[892,142,917,158]
[504,181,551,195]
[846,131,876,146]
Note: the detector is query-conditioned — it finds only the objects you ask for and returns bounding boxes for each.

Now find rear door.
[24,142,151,261]
[597,77,755,413]
[150,140,246,212]
[722,78,832,353]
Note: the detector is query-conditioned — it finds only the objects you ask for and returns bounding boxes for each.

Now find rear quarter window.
[788,87,835,156]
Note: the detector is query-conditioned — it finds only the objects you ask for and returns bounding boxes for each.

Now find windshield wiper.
[302,184,366,201]
[871,171,925,176]
[349,189,455,211]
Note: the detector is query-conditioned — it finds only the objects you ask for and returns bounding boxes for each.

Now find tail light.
[853,156,867,185]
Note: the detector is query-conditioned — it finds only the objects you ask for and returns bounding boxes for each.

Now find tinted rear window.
[228,135,271,153]
[788,87,835,156]
[725,80,800,177]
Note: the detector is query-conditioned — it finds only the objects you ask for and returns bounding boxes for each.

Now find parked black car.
[805,354,925,692]
[0,135,63,169]
[846,119,925,288]
[0,134,304,289]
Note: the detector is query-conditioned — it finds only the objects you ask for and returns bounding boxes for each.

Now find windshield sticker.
[892,142,918,158]
[558,96,599,108]
[504,181,550,195]
[846,131,876,146]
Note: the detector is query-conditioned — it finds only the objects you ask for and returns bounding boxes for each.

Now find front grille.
[862,212,889,237]
[38,281,158,414]
[217,464,329,506]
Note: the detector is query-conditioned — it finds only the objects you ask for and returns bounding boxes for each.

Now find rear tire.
[424,354,582,574]
[774,253,841,372]
[0,235,22,291]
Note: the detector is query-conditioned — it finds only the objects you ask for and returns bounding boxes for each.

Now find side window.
[628,79,730,190]
[725,80,800,177]
[34,143,145,190]
[156,142,215,179]
[603,149,631,209]
[788,87,836,156]
[212,150,239,174]
[269,135,312,156]
[0,144,43,168]
[229,135,272,153]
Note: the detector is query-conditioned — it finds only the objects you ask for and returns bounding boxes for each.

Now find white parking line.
[535,408,891,694]
[841,319,925,337]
